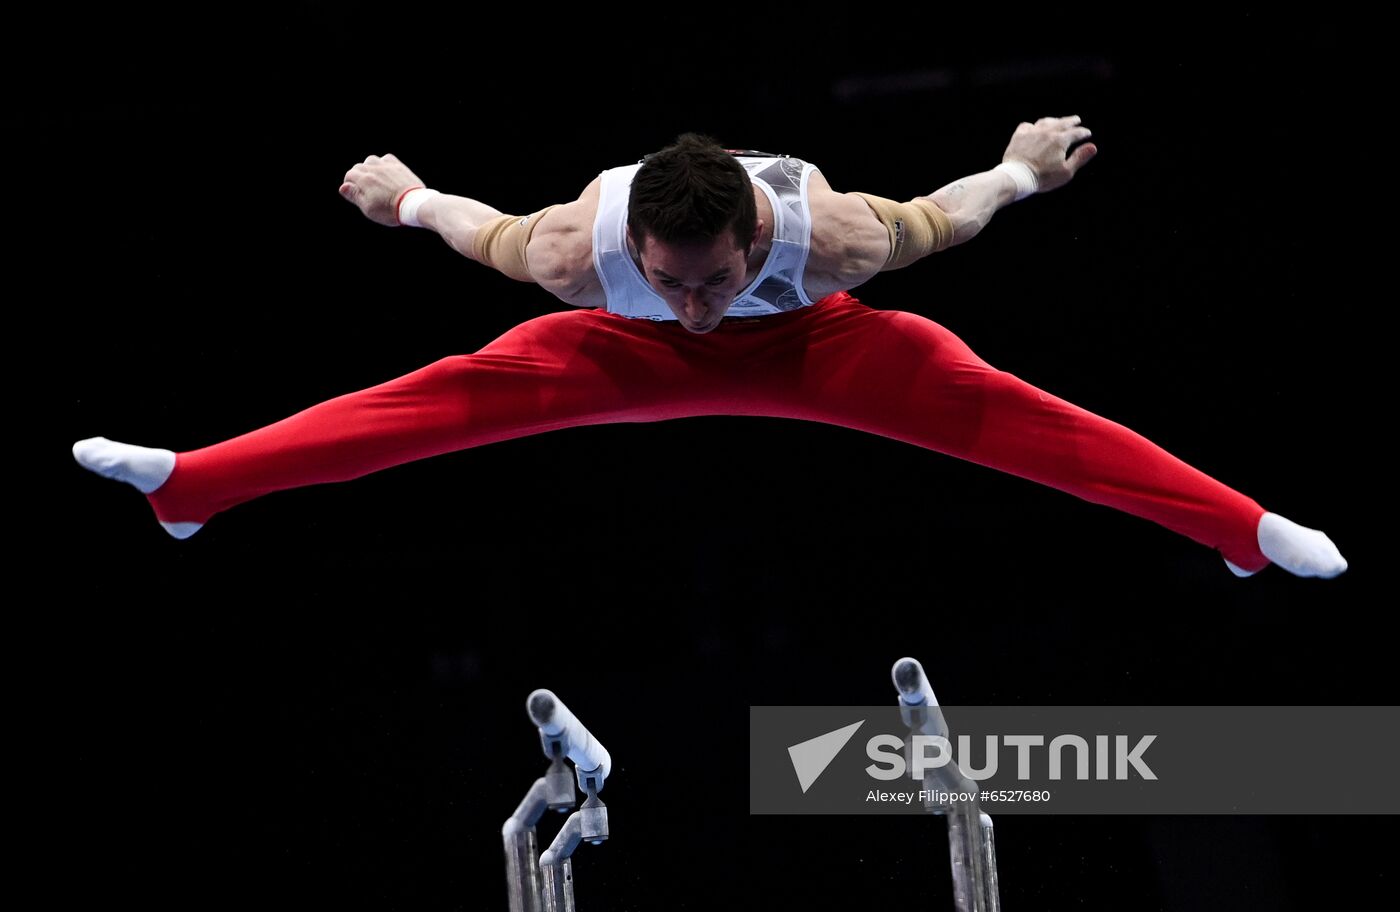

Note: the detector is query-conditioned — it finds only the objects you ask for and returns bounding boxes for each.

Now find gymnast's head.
[627,133,762,334]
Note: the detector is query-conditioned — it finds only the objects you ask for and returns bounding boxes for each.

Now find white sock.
[1225,511,1347,579]
[1258,512,1347,577]
[1224,558,1256,578]
[72,437,202,539]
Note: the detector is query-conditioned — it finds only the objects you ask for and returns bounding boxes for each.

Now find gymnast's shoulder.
[802,167,897,294]
[524,175,605,306]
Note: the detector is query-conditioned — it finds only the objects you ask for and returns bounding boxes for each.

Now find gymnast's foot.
[72,437,202,539]
[1224,512,1347,579]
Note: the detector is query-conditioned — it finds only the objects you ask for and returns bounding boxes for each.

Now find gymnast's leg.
[744,293,1345,578]
[73,308,730,538]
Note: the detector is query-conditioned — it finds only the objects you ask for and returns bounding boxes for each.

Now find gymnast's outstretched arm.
[811,115,1098,290]
[337,152,580,288]
[928,113,1098,246]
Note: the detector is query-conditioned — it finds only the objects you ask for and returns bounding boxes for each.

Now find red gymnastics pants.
[146,292,1270,571]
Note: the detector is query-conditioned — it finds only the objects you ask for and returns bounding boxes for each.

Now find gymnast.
[73,116,1346,578]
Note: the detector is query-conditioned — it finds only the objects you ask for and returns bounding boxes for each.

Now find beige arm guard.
[850,193,955,271]
[468,205,560,282]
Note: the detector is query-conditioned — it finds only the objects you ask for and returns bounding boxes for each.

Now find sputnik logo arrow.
[787,720,866,793]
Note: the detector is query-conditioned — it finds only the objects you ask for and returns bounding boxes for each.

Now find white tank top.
[591,154,819,320]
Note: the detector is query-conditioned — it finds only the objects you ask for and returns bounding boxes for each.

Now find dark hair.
[628,132,756,253]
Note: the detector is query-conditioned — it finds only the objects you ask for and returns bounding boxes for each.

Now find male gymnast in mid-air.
[73,115,1345,578]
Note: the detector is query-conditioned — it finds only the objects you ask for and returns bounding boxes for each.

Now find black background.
[36,7,1389,910]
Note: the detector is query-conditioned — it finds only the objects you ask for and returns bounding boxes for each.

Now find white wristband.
[397,187,441,227]
[993,162,1038,201]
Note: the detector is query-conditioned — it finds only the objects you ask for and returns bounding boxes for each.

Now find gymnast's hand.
[1001,115,1098,195]
[339,153,427,226]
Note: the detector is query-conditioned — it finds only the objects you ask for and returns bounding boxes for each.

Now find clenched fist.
[339,153,427,227]
[1002,115,1098,195]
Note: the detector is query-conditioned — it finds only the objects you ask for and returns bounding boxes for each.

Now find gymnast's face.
[630,227,757,334]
